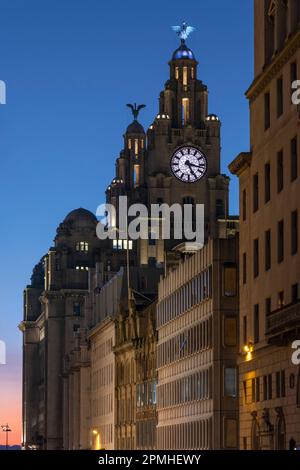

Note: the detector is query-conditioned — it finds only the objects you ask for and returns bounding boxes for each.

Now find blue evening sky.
[0,0,253,363]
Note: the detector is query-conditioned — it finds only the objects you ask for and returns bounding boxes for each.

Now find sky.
[0,0,253,446]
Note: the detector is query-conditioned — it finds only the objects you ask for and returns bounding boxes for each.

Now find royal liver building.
[20,24,239,450]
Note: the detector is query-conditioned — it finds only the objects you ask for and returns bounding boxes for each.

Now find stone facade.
[156,235,239,450]
[229,0,300,450]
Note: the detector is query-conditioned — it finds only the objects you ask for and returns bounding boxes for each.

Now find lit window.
[76,241,89,252]
[134,139,139,156]
[134,164,140,187]
[113,239,118,250]
[182,98,190,126]
[141,139,144,149]
[175,67,179,79]
[183,66,188,86]
[128,139,132,149]
[118,239,123,250]
[191,67,194,79]
[75,266,88,271]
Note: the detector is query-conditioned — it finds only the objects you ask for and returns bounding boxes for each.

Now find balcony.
[266,300,300,345]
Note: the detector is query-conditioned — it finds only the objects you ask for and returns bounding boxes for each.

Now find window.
[76,241,89,252]
[175,66,179,79]
[265,162,271,202]
[243,316,247,345]
[276,371,286,398]
[277,77,283,117]
[264,92,270,130]
[182,98,190,126]
[254,238,259,278]
[266,1,275,63]
[183,66,188,86]
[291,137,298,181]
[223,263,237,297]
[277,150,284,192]
[263,374,272,401]
[75,266,88,271]
[265,229,271,271]
[291,210,298,255]
[292,283,298,303]
[73,302,81,316]
[254,304,259,344]
[242,189,247,221]
[243,253,247,284]
[278,219,284,263]
[224,317,237,347]
[133,164,140,187]
[291,62,297,96]
[224,368,237,397]
[252,378,256,403]
[256,377,260,402]
[253,173,259,212]
[112,239,133,251]
[134,139,139,156]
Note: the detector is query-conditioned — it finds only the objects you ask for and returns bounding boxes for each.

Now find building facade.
[229,0,300,450]
[156,234,239,450]
[22,26,239,451]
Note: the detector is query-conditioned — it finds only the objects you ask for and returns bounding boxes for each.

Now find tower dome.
[126,120,145,134]
[172,43,195,61]
[63,208,97,229]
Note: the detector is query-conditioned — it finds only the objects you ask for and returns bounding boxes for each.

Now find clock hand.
[185,160,197,178]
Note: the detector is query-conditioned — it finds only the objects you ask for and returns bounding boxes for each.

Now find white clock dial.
[170,146,207,183]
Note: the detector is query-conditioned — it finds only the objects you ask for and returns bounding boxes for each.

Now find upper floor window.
[277,219,284,263]
[291,137,298,182]
[264,92,271,130]
[265,1,275,64]
[183,66,188,86]
[277,77,284,118]
[112,239,133,251]
[254,238,259,278]
[277,150,284,193]
[253,173,259,213]
[76,241,89,252]
[223,263,237,297]
[182,98,190,126]
[265,162,271,203]
[242,189,247,221]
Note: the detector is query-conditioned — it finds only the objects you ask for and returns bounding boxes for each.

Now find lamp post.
[1,424,12,450]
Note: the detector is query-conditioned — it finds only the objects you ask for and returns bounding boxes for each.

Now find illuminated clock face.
[170,146,207,183]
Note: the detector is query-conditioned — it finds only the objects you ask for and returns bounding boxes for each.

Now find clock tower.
[146,31,229,243]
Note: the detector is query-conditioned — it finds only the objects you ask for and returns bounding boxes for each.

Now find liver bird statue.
[126,103,146,121]
[172,22,195,43]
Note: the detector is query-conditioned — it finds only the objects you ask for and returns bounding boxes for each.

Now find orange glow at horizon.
[0,356,22,447]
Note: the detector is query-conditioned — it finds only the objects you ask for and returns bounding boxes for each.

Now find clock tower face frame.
[170,145,207,183]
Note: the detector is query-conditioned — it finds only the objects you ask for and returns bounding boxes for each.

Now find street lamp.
[1,424,12,450]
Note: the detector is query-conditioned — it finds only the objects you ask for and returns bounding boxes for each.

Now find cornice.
[246,29,300,103]
[228,152,252,176]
